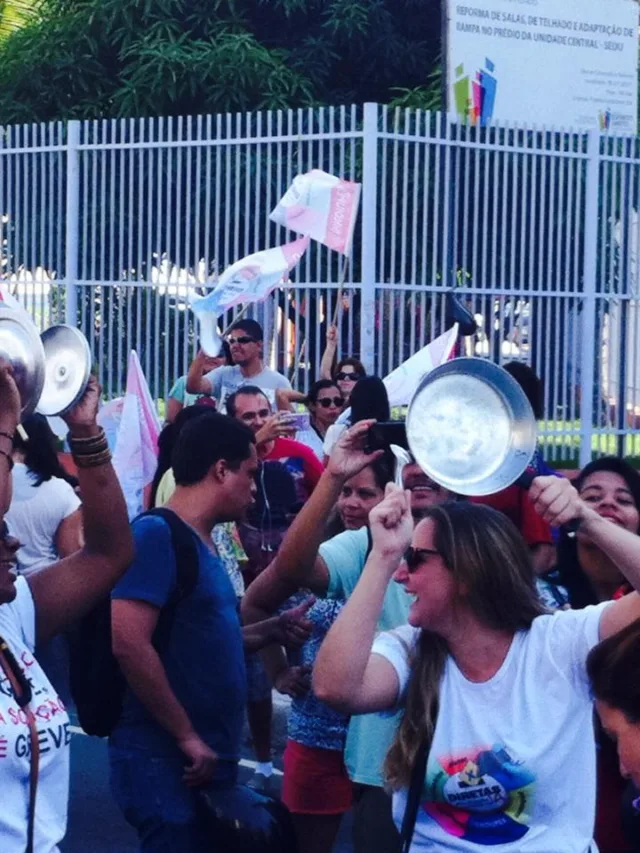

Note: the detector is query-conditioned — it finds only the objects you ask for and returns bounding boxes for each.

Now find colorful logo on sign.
[423,744,535,845]
[454,59,497,126]
[599,110,612,130]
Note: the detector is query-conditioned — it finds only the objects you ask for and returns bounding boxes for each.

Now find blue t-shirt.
[110,515,247,760]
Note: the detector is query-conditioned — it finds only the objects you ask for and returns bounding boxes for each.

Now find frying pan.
[406,358,537,497]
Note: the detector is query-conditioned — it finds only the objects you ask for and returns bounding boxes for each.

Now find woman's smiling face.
[578,470,640,536]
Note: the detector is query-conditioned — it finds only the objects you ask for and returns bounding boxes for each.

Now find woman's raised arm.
[313,484,411,714]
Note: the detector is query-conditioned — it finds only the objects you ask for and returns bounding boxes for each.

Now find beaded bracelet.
[73,449,112,470]
[69,427,109,457]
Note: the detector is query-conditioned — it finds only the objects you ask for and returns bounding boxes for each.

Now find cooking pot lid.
[0,304,45,418]
[37,325,92,416]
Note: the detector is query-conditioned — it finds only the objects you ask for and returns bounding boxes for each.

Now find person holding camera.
[276,380,345,463]
[242,421,458,853]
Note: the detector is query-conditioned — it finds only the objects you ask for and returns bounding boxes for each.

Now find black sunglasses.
[317,397,344,409]
[335,371,363,382]
[227,335,257,345]
[404,546,440,573]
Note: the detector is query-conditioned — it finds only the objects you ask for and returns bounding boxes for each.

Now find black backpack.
[68,507,200,737]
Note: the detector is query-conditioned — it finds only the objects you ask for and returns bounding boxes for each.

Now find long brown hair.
[385,502,546,789]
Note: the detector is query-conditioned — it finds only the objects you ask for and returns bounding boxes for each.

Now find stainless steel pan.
[406,358,537,497]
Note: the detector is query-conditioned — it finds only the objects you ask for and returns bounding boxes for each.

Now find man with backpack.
[107,412,311,852]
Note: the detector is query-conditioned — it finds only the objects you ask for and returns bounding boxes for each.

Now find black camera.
[366,421,408,454]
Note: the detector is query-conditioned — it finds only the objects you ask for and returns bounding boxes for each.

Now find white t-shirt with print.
[372,603,610,853]
[6,465,81,575]
[0,577,70,853]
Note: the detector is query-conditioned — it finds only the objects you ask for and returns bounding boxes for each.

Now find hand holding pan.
[406,358,580,533]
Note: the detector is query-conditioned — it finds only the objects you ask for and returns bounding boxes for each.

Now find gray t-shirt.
[203,365,291,412]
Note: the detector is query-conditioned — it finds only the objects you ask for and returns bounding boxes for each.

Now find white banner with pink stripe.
[270,170,361,257]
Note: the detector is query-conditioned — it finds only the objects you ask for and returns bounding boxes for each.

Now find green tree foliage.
[0,0,441,123]
[0,0,38,41]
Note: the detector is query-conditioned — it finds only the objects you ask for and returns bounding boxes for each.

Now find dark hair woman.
[314,469,640,853]
[323,376,391,460]
[541,456,640,852]
[6,414,82,574]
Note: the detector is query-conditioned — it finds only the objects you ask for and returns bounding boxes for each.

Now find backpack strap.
[132,508,200,648]
[399,741,428,853]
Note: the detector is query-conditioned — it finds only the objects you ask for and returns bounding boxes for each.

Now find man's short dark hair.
[226,386,270,419]
[172,412,255,486]
[230,319,263,342]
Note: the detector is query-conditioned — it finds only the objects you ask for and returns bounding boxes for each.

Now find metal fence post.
[64,120,81,327]
[360,103,378,373]
[579,130,600,468]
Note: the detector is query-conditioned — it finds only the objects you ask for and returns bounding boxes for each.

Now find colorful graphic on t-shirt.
[424,744,535,846]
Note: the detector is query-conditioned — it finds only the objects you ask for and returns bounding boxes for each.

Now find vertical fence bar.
[580,130,601,467]
[360,103,378,374]
[64,120,80,327]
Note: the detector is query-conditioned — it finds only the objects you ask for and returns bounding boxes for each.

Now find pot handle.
[515,469,580,536]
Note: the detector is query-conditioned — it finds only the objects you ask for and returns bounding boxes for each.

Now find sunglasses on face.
[317,397,344,409]
[335,372,363,382]
[227,335,257,346]
[404,546,440,573]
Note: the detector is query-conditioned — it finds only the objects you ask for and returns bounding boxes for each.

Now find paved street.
[61,694,353,852]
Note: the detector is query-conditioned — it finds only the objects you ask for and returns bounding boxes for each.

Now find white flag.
[270,170,361,257]
[384,326,459,408]
[111,352,161,520]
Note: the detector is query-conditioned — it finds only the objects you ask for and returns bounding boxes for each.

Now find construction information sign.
[447,0,639,131]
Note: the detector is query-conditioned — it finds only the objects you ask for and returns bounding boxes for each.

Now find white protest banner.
[270,170,361,257]
[384,325,459,408]
[448,0,638,132]
[111,352,161,520]
[191,237,310,354]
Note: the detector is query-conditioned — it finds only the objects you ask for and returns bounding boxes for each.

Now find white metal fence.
[2,103,640,465]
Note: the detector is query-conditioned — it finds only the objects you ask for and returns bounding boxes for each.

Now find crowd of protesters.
[2,317,640,853]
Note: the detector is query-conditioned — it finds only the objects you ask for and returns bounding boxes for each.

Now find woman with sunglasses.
[319,326,366,407]
[333,359,366,407]
[0,363,133,853]
[314,475,640,853]
[277,380,345,463]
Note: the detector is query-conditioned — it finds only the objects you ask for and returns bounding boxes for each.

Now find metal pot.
[406,358,537,497]
[0,304,46,418]
[0,305,91,418]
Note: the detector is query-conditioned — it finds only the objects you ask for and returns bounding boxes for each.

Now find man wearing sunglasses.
[242,425,459,853]
[186,319,291,413]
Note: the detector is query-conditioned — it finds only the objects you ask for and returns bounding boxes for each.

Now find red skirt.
[281,739,354,816]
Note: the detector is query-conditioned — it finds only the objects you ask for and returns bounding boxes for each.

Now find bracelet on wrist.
[0,430,14,444]
[69,427,108,457]
[73,449,112,469]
